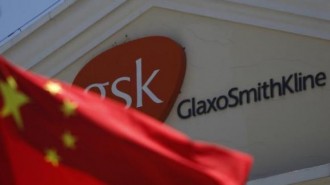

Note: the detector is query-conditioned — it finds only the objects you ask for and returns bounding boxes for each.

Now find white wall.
[2,0,330,183]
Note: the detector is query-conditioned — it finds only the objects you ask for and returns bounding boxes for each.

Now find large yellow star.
[0,77,30,129]
[44,81,62,95]
[61,99,78,117]
[45,148,60,167]
[61,131,77,149]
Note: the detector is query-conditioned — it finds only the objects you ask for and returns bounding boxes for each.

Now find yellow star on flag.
[0,77,30,129]
[45,149,61,167]
[44,81,62,95]
[62,131,77,149]
[61,99,78,117]
[7,76,17,89]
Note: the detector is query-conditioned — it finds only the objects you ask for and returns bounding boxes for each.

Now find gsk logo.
[73,36,186,121]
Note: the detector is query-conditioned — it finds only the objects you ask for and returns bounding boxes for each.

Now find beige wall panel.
[293,176,330,185]
[19,7,330,180]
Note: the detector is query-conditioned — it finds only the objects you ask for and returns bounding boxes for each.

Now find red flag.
[0,56,252,185]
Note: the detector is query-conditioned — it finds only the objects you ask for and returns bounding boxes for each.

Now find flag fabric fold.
[0,56,252,185]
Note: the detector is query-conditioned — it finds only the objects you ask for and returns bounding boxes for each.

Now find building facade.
[1,0,330,184]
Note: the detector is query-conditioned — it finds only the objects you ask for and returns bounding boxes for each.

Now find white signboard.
[62,8,330,179]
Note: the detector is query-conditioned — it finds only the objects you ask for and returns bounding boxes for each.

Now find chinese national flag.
[0,56,252,185]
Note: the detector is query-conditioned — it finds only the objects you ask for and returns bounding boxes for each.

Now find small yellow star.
[45,149,60,167]
[7,76,17,89]
[44,81,62,95]
[61,99,77,117]
[0,77,30,129]
[61,131,77,149]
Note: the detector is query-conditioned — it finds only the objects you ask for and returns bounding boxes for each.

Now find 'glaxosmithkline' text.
[177,72,326,119]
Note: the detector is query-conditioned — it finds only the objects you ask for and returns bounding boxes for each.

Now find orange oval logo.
[73,36,186,121]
